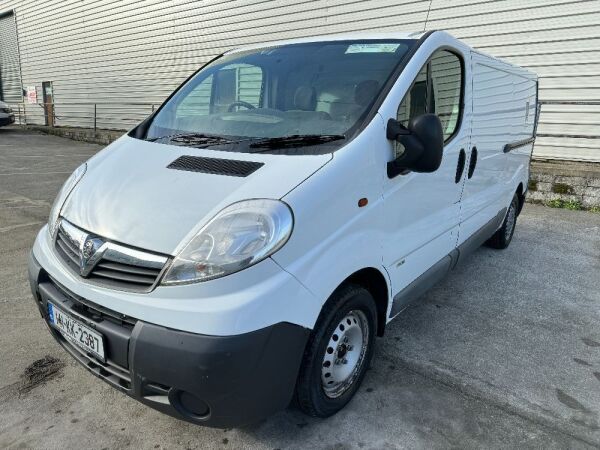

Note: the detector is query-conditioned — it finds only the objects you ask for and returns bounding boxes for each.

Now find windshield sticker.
[345,43,401,54]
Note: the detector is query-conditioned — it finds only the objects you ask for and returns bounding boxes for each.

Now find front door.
[382,45,471,316]
[42,81,54,127]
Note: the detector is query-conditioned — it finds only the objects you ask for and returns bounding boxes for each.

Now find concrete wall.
[529,160,600,209]
[1,0,599,162]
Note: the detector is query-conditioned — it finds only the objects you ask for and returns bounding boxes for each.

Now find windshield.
[143,39,415,154]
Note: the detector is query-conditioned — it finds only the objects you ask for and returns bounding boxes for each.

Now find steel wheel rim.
[321,310,369,399]
[505,200,517,240]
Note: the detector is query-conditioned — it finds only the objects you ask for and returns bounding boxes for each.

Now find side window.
[177,74,213,117]
[397,65,428,126]
[214,64,263,112]
[430,51,462,140]
[176,63,263,118]
[397,50,462,143]
[235,64,263,108]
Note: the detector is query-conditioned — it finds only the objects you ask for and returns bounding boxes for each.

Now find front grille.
[88,260,163,289]
[54,219,169,292]
[55,227,80,271]
[52,277,137,328]
[59,337,132,391]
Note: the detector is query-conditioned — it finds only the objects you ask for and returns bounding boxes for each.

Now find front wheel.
[295,284,377,417]
[486,193,519,249]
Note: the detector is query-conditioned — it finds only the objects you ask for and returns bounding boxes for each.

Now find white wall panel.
[427,0,600,161]
[0,0,598,161]
[0,11,22,103]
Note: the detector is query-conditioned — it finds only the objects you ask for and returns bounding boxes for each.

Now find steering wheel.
[227,101,256,112]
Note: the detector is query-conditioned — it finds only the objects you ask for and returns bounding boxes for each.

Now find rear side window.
[397,49,463,142]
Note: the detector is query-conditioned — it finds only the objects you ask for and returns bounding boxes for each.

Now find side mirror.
[386,114,444,177]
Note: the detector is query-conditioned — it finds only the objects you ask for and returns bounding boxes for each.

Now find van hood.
[61,135,331,255]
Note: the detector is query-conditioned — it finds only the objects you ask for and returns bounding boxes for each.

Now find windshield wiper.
[145,132,235,146]
[248,134,345,150]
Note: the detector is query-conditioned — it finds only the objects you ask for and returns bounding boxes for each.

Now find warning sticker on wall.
[27,86,37,104]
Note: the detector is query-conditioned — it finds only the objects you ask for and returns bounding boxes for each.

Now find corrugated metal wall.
[0,11,22,103]
[0,0,598,161]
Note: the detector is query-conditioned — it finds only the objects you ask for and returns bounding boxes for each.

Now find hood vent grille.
[167,155,263,177]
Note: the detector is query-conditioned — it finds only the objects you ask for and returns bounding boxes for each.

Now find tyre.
[486,193,519,249]
[295,284,377,417]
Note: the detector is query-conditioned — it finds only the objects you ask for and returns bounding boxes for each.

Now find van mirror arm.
[387,160,406,178]
[386,118,422,178]
[386,118,411,140]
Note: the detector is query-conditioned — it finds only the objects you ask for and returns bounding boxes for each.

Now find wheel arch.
[337,267,390,337]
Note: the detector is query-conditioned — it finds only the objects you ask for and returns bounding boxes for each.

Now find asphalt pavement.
[1,127,599,449]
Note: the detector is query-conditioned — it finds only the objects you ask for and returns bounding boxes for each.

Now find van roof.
[225,31,427,54]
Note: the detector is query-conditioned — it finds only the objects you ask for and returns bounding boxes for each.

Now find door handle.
[455,149,466,183]
[468,146,478,179]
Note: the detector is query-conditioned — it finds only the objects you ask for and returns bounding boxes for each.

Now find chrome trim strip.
[102,244,166,269]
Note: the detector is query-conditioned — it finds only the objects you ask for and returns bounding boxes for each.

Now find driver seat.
[292,85,317,111]
[285,86,330,131]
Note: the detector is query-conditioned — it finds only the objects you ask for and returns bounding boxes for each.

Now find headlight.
[48,163,87,237]
[162,199,293,285]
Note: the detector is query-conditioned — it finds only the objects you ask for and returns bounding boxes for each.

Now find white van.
[28,31,538,427]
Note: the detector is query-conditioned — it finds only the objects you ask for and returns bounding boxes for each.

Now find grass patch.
[589,206,600,214]
[546,199,583,210]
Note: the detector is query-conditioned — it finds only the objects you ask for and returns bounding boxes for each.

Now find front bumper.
[29,253,310,428]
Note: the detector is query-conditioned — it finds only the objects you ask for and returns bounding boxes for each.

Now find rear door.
[504,74,538,198]
[458,53,514,246]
